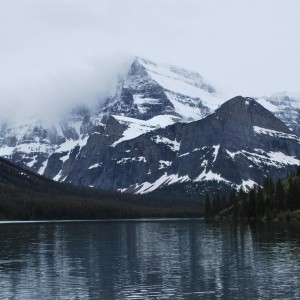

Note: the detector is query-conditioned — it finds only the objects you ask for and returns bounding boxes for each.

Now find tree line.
[0,158,201,220]
[205,167,300,221]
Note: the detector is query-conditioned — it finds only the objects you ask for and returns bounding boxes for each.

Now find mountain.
[256,91,300,135]
[101,57,223,121]
[36,96,300,196]
[0,57,223,178]
[1,57,300,197]
[0,157,200,219]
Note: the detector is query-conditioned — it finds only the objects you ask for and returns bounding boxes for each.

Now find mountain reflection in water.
[0,220,299,299]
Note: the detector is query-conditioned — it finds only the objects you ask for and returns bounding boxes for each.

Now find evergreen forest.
[205,167,300,221]
[0,158,200,220]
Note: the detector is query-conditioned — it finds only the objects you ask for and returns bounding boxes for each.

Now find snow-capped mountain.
[0,57,223,176]
[101,57,223,121]
[256,91,300,135]
[46,96,300,196]
[0,57,300,197]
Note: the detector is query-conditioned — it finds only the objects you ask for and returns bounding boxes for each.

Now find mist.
[0,53,132,123]
[0,0,299,122]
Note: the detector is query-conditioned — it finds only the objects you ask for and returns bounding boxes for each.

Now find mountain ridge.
[0,57,222,176]
[43,96,300,196]
[0,57,300,197]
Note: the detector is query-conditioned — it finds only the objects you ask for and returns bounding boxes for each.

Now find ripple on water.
[0,220,299,299]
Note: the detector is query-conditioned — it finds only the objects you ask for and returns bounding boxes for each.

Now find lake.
[0,219,299,299]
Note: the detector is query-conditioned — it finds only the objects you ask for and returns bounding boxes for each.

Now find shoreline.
[0,217,204,225]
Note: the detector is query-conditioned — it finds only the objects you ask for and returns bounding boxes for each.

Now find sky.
[0,0,299,121]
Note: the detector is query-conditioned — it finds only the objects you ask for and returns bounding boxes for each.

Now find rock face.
[256,91,300,135]
[0,56,300,197]
[42,96,300,196]
[101,57,221,121]
[0,57,222,179]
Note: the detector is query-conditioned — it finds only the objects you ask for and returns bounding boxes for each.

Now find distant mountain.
[0,57,300,198]
[39,96,300,196]
[0,57,223,177]
[101,57,223,121]
[256,91,300,135]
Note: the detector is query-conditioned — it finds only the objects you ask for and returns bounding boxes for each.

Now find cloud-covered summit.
[0,0,299,122]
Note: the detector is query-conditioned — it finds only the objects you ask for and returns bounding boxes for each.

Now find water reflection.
[0,220,299,299]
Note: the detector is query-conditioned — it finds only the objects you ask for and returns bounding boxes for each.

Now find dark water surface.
[0,219,299,299]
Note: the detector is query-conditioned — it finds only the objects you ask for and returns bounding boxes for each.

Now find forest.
[2,156,300,221]
[0,157,201,220]
[205,167,300,221]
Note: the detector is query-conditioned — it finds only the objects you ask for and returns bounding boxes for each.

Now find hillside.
[205,166,300,221]
[0,57,300,199]
[0,157,200,220]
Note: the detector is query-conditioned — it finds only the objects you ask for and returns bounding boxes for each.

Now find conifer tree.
[297,166,300,177]
[255,187,265,217]
[248,187,256,219]
[275,179,285,212]
[230,191,239,220]
[213,193,222,215]
[204,193,212,221]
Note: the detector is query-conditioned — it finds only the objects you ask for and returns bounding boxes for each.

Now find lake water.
[0,219,299,300]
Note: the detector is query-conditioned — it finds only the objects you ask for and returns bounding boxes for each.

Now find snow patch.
[164,91,208,121]
[152,136,180,152]
[134,173,190,194]
[57,136,88,153]
[195,169,231,184]
[116,156,147,164]
[253,126,300,142]
[201,160,208,167]
[88,163,102,170]
[158,160,172,169]
[226,149,239,159]
[242,149,300,167]
[267,151,300,165]
[53,170,63,181]
[38,159,48,175]
[27,155,38,168]
[212,145,220,163]
[112,115,179,146]
[240,179,257,191]
[178,152,190,157]
[60,152,70,163]
[256,98,278,112]
[133,95,162,113]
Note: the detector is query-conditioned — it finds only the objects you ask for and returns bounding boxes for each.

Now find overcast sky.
[0,0,299,121]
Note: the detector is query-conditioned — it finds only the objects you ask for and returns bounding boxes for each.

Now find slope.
[0,57,222,177]
[256,91,300,135]
[53,96,300,196]
[0,157,200,220]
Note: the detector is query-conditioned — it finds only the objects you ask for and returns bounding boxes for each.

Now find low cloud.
[0,0,299,123]
[0,53,132,123]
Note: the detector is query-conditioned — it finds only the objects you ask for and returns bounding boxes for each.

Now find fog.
[0,0,299,122]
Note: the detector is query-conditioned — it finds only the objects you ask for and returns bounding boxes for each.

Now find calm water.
[0,220,299,300]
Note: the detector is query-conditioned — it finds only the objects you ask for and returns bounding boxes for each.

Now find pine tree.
[287,179,297,210]
[248,187,256,219]
[296,166,300,177]
[255,187,265,217]
[275,179,285,212]
[213,193,222,215]
[230,191,239,220]
[204,193,212,221]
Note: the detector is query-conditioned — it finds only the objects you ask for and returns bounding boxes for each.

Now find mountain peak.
[101,56,223,122]
[215,96,291,134]
[270,91,300,100]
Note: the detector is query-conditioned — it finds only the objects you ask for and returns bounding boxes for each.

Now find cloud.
[0,0,299,122]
